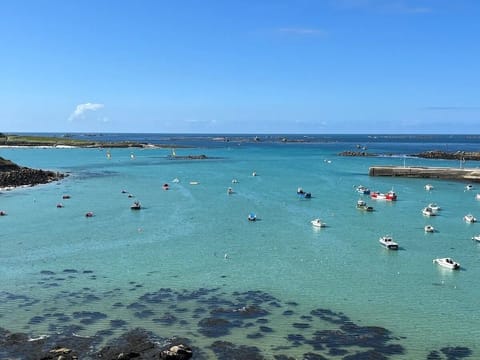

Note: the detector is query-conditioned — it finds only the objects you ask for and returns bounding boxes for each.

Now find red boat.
[370,190,397,201]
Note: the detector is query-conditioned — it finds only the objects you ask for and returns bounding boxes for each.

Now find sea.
[1,133,480,359]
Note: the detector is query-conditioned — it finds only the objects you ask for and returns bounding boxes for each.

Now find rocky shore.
[0,327,193,360]
[0,157,65,189]
[412,150,480,161]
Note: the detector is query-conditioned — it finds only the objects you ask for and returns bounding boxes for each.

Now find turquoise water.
[1,138,480,359]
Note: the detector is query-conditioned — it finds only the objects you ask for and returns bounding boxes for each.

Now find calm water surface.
[1,135,480,359]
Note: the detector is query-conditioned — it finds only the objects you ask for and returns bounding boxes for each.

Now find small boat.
[128,193,134,198]
[464,214,477,223]
[121,189,128,194]
[189,181,199,185]
[231,179,238,184]
[424,225,435,233]
[428,203,440,213]
[422,207,436,217]
[433,257,460,270]
[471,235,480,242]
[252,171,257,177]
[227,187,234,194]
[172,178,180,183]
[379,236,398,250]
[297,187,312,199]
[465,184,473,191]
[356,199,374,211]
[311,219,326,228]
[248,213,257,222]
[56,203,64,208]
[370,190,397,201]
[425,184,434,191]
[130,201,142,210]
[163,183,169,190]
[356,185,370,195]
[0,210,7,216]
[62,194,71,199]
[85,212,94,218]
[476,193,480,200]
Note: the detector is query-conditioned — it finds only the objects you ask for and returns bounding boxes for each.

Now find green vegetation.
[0,134,145,148]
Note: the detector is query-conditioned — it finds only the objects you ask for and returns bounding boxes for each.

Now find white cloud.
[68,102,104,121]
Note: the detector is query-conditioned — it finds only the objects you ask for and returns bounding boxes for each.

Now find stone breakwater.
[369,166,480,182]
[413,150,480,160]
[0,157,66,188]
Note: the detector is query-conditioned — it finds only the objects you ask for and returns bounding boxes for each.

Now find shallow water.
[1,137,480,359]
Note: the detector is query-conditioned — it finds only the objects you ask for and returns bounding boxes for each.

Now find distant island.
[0,133,159,148]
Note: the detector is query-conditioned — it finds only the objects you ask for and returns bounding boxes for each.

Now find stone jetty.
[369,166,480,182]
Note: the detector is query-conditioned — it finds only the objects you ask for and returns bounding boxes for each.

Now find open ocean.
[1,133,480,359]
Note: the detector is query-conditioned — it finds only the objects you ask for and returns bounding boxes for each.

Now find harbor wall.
[369,166,480,182]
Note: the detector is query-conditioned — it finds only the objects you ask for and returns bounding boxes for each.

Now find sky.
[1,0,479,134]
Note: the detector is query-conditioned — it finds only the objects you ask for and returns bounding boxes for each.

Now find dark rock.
[160,344,193,360]
[208,340,265,360]
[197,317,234,337]
[0,157,66,188]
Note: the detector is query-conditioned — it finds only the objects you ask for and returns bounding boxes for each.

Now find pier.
[369,166,480,182]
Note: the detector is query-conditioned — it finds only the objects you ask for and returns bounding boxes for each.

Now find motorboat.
[189,181,199,185]
[433,258,460,270]
[172,178,180,183]
[0,210,7,216]
[422,207,436,217]
[252,171,257,177]
[311,219,326,228]
[425,184,434,191]
[162,183,169,190]
[356,199,374,211]
[464,214,477,223]
[370,190,397,201]
[379,236,398,250]
[85,212,94,218]
[130,201,142,210]
[356,185,371,195]
[471,235,480,242]
[56,203,64,208]
[475,193,480,200]
[465,184,473,191]
[62,194,71,199]
[232,179,238,184]
[424,225,435,233]
[248,213,257,222]
[227,187,234,194]
[428,203,440,213]
[297,187,312,199]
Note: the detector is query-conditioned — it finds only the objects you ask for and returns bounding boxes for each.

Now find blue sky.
[1,0,479,134]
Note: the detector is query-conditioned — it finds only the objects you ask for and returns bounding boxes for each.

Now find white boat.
[356,199,373,211]
[476,193,480,200]
[311,219,326,228]
[172,178,180,183]
[425,184,434,191]
[227,187,234,194]
[433,257,460,270]
[189,181,199,185]
[424,225,435,233]
[422,207,436,217]
[379,236,398,250]
[248,213,257,222]
[428,203,440,213]
[464,214,477,223]
[356,185,370,195]
[465,184,473,191]
[471,235,480,242]
[232,179,238,184]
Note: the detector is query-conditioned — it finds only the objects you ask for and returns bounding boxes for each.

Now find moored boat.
[371,190,397,201]
[424,225,435,233]
[464,214,477,223]
[425,184,434,191]
[428,203,440,213]
[248,213,257,221]
[465,184,473,191]
[433,257,460,270]
[130,201,142,210]
[227,187,234,194]
[356,199,373,211]
[422,207,436,217]
[311,218,326,228]
[379,236,398,250]
[356,185,370,195]
[471,234,480,242]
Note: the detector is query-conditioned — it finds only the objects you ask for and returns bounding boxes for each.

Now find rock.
[160,344,193,359]
[0,157,66,188]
